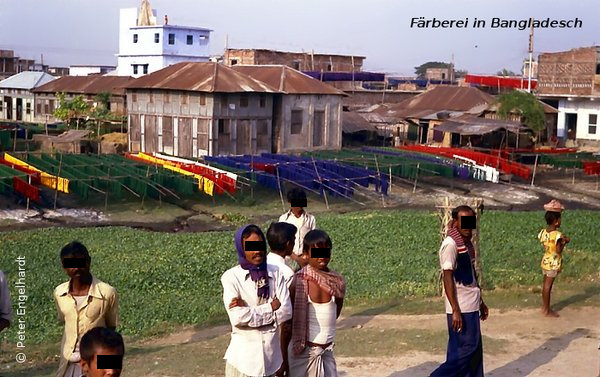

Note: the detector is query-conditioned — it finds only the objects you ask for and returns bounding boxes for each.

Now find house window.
[36,102,41,114]
[44,101,49,114]
[589,114,597,134]
[133,33,138,43]
[441,72,446,79]
[149,92,153,104]
[596,64,600,75]
[313,110,325,147]
[291,110,303,134]
[133,65,138,75]
[198,93,206,105]
[186,35,193,45]
[168,33,175,45]
[293,61,301,70]
[231,59,238,66]
[327,64,333,72]
[26,102,31,114]
[199,35,208,43]
[154,33,160,43]
[218,119,230,135]
[49,99,55,111]
[165,92,170,103]
[143,64,149,74]
[257,120,268,135]
[240,94,248,108]
[131,91,137,103]
[259,94,266,108]
[182,92,188,105]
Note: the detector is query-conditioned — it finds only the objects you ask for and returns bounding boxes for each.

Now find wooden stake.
[572,168,576,185]
[250,154,254,200]
[26,175,31,213]
[413,163,420,193]
[311,157,329,210]
[531,154,539,187]
[389,166,393,194]
[276,165,286,211]
[373,154,385,207]
[53,153,63,210]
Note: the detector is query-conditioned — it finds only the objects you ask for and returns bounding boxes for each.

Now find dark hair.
[451,205,475,220]
[80,327,124,362]
[545,211,561,225]
[267,222,297,251]
[302,229,332,254]
[287,187,307,203]
[241,225,265,242]
[60,241,90,261]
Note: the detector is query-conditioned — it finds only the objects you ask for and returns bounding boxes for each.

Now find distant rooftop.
[0,71,56,90]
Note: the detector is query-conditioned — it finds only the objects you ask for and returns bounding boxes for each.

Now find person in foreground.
[79,327,125,377]
[539,199,570,318]
[431,205,488,377]
[284,229,346,377]
[221,224,293,377]
[54,241,119,377]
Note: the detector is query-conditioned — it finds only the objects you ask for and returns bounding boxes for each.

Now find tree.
[53,92,91,129]
[497,90,546,145]
[414,61,450,78]
[497,68,518,76]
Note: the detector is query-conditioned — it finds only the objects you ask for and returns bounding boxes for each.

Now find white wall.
[558,98,600,141]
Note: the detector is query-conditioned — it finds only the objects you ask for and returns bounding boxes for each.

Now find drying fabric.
[203,177,214,196]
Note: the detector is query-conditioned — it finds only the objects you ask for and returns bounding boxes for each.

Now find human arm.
[221,272,275,328]
[442,270,462,332]
[0,272,12,331]
[274,271,292,325]
[105,289,118,330]
[290,253,308,268]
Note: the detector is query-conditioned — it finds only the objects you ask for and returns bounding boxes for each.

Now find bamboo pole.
[412,163,420,193]
[531,154,539,187]
[389,166,393,194]
[311,157,329,210]
[276,165,286,211]
[53,153,63,210]
[373,154,385,207]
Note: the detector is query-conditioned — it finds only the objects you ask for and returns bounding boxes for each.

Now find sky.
[1,0,599,76]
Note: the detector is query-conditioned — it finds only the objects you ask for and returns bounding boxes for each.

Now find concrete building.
[0,71,56,122]
[32,75,134,123]
[124,62,276,157]
[224,48,365,73]
[116,0,212,77]
[47,67,70,77]
[70,65,117,76]
[425,67,455,81]
[232,65,345,152]
[537,46,600,145]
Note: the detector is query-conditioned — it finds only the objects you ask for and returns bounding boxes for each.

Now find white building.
[0,71,56,123]
[116,0,212,78]
[70,65,117,76]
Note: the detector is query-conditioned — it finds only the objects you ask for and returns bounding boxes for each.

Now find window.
[165,92,170,103]
[131,91,137,103]
[198,93,206,105]
[49,99,55,111]
[589,114,597,134]
[257,120,268,135]
[327,64,333,72]
[44,100,49,114]
[133,65,138,75]
[36,102,41,114]
[293,61,301,70]
[313,110,325,146]
[218,119,230,135]
[186,35,193,45]
[231,59,238,66]
[291,110,303,134]
[143,64,148,74]
[154,33,160,43]
[239,94,248,108]
[441,72,446,79]
[596,64,600,75]
[0,101,3,112]
[199,35,208,43]
[26,102,31,114]
[182,92,188,105]
[259,94,266,108]
[149,92,153,104]
[133,33,138,43]
[168,33,175,45]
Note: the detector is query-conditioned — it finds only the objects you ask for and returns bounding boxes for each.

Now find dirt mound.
[101,132,127,144]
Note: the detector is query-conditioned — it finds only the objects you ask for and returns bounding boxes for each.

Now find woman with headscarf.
[221,224,293,377]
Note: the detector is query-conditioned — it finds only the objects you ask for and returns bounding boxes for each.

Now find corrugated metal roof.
[387,86,496,115]
[124,62,276,93]
[436,115,525,135]
[0,71,56,90]
[343,111,377,133]
[485,101,558,114]
[32,75,134,96]
[232,65,345,95]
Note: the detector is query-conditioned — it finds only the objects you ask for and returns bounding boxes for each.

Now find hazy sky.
[1,0,598,76]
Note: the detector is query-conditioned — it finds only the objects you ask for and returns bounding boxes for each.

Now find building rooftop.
[33,75,134,96]
[0,71,56,90]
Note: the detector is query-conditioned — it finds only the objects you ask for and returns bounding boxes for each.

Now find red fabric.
[12,177,40,203]
[583,161,600,175]
[398,145,532,179]
[0,158,41,185]
[488,148,579,160]
[465,74,537,90]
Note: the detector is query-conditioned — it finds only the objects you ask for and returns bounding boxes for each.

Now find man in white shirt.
[279,188,316,270]
[431,205,488,377]
[266,222,297,289]
[222,225,293,377]
[0,270,12,334]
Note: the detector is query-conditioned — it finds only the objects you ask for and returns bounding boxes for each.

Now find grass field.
[0,209,599,346]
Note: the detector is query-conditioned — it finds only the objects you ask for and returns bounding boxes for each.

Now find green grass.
[0,210,599,346]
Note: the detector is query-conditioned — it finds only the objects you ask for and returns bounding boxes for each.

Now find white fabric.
[0,271,12,324]
[62,362,82,377]
[438,237,481,314]
[307,295,336,344]
[221,264,292,376]
[288,343,338,377]
[279,210,316,257]
[267,252,295,289]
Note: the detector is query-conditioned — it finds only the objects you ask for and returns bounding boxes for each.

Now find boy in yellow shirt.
[539,200,570,318]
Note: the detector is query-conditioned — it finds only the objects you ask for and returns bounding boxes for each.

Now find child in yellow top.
[539,209,570,318]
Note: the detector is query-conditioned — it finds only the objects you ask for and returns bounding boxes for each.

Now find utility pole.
[527,18,534,93]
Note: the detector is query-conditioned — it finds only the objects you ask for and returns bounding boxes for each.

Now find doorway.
[16,98,22,121]
[565,113,577,140]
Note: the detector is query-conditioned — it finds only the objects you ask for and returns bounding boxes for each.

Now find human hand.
[275,361,289,377]
[271,297,281,311]
[452,310,463,332]
[229,297,247,309]
[480,302,489,321]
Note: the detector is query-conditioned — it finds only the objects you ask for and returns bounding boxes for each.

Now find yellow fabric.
[539,229,564,271]
[5,153,69,193]
[203,177,214,196]
[54,276,118,377]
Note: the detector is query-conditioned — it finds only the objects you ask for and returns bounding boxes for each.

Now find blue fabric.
[430,312,483,377]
